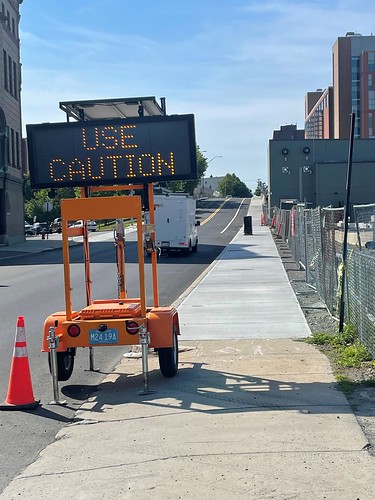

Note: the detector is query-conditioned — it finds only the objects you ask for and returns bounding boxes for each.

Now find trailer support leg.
[138,324,156,395]
[85,346,99,373]
[47,326,67,406]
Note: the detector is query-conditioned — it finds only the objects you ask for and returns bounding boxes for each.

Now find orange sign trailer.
[42,184,179,389]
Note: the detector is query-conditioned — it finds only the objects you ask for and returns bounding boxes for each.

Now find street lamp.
[208,155,222,163]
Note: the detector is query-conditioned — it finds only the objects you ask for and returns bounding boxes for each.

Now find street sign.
[26,115,197,189]
[43,201,53,212]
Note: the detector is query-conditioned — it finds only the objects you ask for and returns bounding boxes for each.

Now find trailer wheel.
[158,329,178,377]
[48,348,75,381]
[192,240,198,253]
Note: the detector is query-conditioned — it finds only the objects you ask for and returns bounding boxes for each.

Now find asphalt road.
[0,197,250,493]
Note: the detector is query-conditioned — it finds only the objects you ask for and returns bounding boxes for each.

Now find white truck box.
[145,194,199,254]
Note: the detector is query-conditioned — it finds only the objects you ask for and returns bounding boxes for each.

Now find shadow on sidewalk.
[66,360,354,419]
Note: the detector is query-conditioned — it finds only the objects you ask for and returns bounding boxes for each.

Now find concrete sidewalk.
[1,198,374,499]
[0,227,135,260]
[177,199,311,339]
[0,233,68,259]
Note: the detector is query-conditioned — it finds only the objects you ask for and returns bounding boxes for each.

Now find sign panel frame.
[26,114,197,189]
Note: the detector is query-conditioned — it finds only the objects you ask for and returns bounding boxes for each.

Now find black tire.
[183,241,192,255]
[158,329,178,377]
[48,349,75,381]
[192,240,198,253]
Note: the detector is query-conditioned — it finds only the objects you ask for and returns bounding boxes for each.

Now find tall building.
[305,32,375,140]
[0,0,23,245]
[270,33,375,211]
[305,87,334,139]
[333,32,375,138]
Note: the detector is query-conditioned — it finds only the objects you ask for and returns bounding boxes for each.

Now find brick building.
[305,33,375,140]
[0,0,23,245]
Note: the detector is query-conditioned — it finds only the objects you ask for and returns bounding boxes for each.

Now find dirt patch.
[274,235,375,455]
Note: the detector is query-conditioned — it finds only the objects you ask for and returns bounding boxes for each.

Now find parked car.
[70,220,97,232]
[25,221,36,236]
[33,222,49,234]
[50,218,62,233]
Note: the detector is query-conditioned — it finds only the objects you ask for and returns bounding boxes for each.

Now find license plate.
[89,329,119,344]
[161,241,170,247]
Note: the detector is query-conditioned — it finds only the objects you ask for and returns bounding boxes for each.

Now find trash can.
[244,216,253,235]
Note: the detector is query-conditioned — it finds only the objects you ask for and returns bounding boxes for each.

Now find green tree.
[162,145,208,195]
[255,179,267,196]
[217,173,252,198]
[23,175,78,223]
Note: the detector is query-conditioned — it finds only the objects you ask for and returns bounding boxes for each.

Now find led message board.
[26,114,196,189]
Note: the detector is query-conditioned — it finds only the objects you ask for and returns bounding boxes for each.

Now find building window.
[10,128,14,166]
[8,54,12,94]
[3,52,19,100]
[15,131,19,167]
[368,52,375,72]
[3,49,7,91]
[351,56,360,79]
[369,113,374,138]
[369,90,375,110]
[351,56,361,134]
[352,88,360,100]
[13,60,17,99]
[369,74,373,90]
[11,17,15,35]
[6,127,10,165]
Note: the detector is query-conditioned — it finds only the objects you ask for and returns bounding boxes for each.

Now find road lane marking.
[200,199,229,226]
[220,198,245,233]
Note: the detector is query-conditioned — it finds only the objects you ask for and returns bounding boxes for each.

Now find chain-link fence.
[272,204,375,357]
[353,203,375,250]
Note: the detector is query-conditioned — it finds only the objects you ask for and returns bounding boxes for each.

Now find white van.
[145,194,199,254]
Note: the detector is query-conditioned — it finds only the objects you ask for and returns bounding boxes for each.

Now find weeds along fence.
[271,204,375,357]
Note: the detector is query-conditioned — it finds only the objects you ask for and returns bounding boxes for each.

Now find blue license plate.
[89,329,118,344]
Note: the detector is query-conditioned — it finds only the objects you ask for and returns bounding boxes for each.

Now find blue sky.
[19,0,375,189]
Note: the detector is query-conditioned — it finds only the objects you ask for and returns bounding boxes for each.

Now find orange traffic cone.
[0,316,39,410]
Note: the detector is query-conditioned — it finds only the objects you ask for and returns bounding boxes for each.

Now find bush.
[337,342,372,368]
[332,323,357,346]
[306,332,333,345]
[307,323,373,369]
